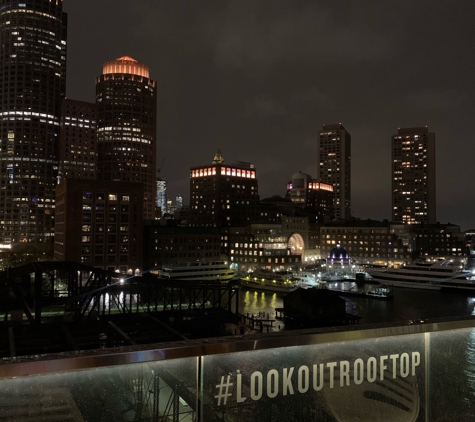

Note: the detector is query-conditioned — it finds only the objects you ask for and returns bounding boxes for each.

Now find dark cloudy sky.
[63,1,475,230]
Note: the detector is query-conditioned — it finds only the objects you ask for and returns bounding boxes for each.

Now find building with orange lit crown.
[392,127,436,224]
[286,171,334,223]
[96,56,157,220]
[188,148,260,227]
[317,123,351,220]
[0,0,67,246]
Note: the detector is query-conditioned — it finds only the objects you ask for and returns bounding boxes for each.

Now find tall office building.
[392,127,436,224]
[188,149,260,227]
[0,0,67,245]
[59,99,97,181]
[96,56,157,220]
[317,123,351,220]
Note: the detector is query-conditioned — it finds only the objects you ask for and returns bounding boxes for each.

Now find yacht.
[366,260,475,291]
[160,260,235,283]
[240,269,300,293]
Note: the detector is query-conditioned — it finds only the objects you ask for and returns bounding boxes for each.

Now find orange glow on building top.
[191,166,256,179]
[308,182,333,192]
[103,56,150,78]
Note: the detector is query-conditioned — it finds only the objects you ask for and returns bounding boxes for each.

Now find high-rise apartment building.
[59,99,97,181]
[0,0,67,245]
[188,149,260,227]
[317,123,351,220]
[392,127,436,224]
[96,56,157,220]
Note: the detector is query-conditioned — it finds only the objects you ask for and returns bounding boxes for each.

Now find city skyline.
[63,1,475,229]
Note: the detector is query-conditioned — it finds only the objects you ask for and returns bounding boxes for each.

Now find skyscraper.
[0,0,67,245]
[392,127,436,224]
[96,56,157,220]
[317,123,351,220]
[59,99,97,181]
[188,148,260,227]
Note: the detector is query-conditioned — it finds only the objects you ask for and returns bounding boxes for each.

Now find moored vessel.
[366,260,475,291]
[240,269,300,293]
[292,271,320,289]
[160,260,235,283]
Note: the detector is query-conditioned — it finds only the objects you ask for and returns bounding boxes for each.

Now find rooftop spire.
[212,147,224,164]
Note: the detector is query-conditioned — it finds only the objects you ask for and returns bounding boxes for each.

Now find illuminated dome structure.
[326,245,352,279]
[327,245,350,263]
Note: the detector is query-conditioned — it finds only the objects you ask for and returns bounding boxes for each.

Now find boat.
[363,285,394,299]
[160,260,235,283]
[293,271,320,289]
[324,281,393,299]
[366,260,475,291]
[240,269,300,293]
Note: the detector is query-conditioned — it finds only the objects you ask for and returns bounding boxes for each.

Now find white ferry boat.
[240,270,300,293]
[366,260,475,291]
[160,260,235,283]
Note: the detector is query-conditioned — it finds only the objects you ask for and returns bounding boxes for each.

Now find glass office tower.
[0,0,67,245]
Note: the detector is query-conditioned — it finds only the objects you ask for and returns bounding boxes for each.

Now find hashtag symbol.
[215,375,233,406]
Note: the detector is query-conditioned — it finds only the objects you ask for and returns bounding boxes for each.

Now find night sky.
[63,1,475,230]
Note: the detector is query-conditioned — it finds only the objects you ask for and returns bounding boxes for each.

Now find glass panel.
[0,357,197,421]
[201,334,425,421]
[429,327,475,421]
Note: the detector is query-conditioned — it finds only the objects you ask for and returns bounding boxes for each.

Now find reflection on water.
[240,285,475,325]
[241,290,281,316]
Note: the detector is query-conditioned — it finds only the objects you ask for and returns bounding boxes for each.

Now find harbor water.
[239,282,475,326]
[239,283,475,421]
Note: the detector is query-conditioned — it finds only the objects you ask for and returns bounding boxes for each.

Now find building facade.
[226,223,302,272]
[286,171,334,223]
[59,99,97,181]
[317,124,351,220]
[188,149,260,227]
[96,56,157,220]
[392,127,436,224]
[319,220,413,267]
[143,223,222,270]
[0,0,67,245]
[411,223,465,259]
[54,178,144,273]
